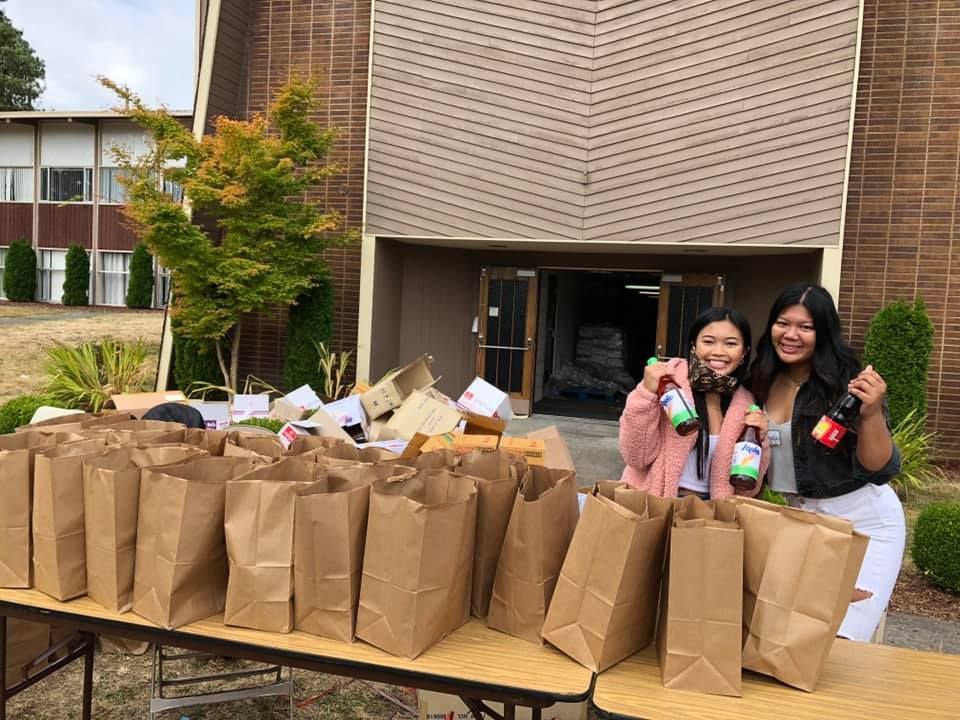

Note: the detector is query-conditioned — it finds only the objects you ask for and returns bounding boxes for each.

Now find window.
[155,263,171,308]
[0,247,6,299]
[37,250,67,303]
[0,168,33,202]
[163,178,184,203]
[99,252,130,306]
[99,167,129,203]
[40,167,93,202]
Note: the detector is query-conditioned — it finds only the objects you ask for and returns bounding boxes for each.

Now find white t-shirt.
[677,435,719,494]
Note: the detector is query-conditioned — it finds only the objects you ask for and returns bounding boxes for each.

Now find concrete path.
[508,413,959,655]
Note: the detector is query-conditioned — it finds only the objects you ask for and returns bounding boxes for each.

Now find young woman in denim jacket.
[748,284,905,642]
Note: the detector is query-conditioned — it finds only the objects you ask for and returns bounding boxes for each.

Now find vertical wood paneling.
[98,206,141,251]
[0,203,33,245]
[37,205,92,249]
[365,0,859,247]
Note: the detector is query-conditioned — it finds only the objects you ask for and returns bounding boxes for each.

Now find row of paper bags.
[543,483,868,694]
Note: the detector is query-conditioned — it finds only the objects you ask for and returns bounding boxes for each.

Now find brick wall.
[234,0,370,389]
[840,0,960,459]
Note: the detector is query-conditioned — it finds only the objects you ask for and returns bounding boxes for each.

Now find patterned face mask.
[688,348,742,395]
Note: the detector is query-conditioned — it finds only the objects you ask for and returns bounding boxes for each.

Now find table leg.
[81,633,94,720]
[503,704,516,720]
[531,709,542,720]
[1,615,7,720]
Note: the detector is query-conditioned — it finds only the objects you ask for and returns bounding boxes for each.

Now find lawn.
[0,302,165,404]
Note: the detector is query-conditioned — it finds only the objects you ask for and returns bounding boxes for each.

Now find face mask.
[688,348,741,395]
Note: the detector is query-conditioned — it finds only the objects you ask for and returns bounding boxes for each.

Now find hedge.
[863,298,934,427]
[126,243,155,309]
[912,501,960,595]
[3,238,36,302]
[61,244,89,306]
[283,273,334,392]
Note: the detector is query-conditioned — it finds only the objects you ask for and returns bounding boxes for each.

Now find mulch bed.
[888,567,960,622]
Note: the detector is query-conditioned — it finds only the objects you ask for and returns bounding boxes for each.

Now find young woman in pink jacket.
[619,307,769,499]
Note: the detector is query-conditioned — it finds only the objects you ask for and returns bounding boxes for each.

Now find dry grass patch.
[0,304,164,404]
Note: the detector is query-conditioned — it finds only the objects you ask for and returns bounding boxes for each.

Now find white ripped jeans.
[799,483,906,642]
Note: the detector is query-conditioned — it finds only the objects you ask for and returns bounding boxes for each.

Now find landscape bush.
[912,501,960,594]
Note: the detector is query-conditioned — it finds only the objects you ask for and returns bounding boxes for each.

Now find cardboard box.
[526,426,575,473]
[271,384,324,422]
[322,395,370,443]
[109,391,187,413]
[230,394,270,423]
[452,434,499,454]
[500,437,545,466]
[418,691,586,720]
[187,400,231,430]
[462,412,507,437]
[457,377,514,421]
[277,407,354,449]
[382,390,462,441]
[360,355,436,420]
[419,433,456,453]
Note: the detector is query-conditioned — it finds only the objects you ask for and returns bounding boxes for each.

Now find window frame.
[39,166,94,203]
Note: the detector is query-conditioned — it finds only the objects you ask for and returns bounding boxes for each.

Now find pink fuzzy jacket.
[618,358,769,499]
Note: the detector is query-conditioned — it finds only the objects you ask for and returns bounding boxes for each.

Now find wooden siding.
[206,0,250,126]
[37,204,92,249]
[0,203,33,245]
[98,205,141,251]
[365,0,859,246]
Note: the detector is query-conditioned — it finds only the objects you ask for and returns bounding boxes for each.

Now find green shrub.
[912,501,960,594]
[126,243,155,309]
[172,334,226,400]
[44,338,149,412]
[3,238,36,302]
[283,273,334,392]
[863,298,934,427]
[890,409,945,496]
[61,244,89,306]
[237,417,286,433]
[0,394,49,433]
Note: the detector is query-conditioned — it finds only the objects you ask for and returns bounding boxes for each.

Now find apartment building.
[0,112,191,306]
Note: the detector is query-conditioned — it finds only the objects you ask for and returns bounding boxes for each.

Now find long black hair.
[686,306,753,480]
[747,284,860,414]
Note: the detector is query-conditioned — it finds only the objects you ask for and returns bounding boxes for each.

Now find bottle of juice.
[647,357,701,436]
[730,404,762,486]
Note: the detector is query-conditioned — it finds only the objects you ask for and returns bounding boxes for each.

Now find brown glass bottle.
[647,357,702,436]
[811,392,862,449]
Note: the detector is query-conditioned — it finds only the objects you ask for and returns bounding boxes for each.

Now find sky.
[3,0,196,111]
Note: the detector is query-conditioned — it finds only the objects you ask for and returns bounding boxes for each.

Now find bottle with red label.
[647,357,701,436]
[730,404,762,486]
[811,392,862,449]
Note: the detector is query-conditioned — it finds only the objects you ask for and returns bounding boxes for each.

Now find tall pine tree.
[125,243,155,308]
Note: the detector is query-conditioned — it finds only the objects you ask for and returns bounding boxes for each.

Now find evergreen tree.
[125,243,155,308]
[3,238,36,301]
[0,7,45,110]
[62,244,89,306]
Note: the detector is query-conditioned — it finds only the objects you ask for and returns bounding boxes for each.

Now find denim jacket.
[787,383,901,499]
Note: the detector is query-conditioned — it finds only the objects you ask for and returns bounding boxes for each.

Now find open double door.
[476,267,725,415]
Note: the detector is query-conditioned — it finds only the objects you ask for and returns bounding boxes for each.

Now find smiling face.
[693,320,746,376]
[771,303,816,366]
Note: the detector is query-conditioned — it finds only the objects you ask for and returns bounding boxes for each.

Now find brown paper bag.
[133,456,255,629]
[4,619,50,688]
[356,469,477,658]
[182,428,228,455]
[657,496,743,696]
[80,420,187,446]
[729,497,869,691]
[320,443,399,463]
[283,435,346,456]
[0,432,61,588]
[15,412,135,434]
[293,465,416,641]
[83,445,208,613]
[32,438,106,601]
[224,431,285,461]
[223,457,318,632]
[457,449,527,618]
[542,489,673,671]
[487,466,579,644]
